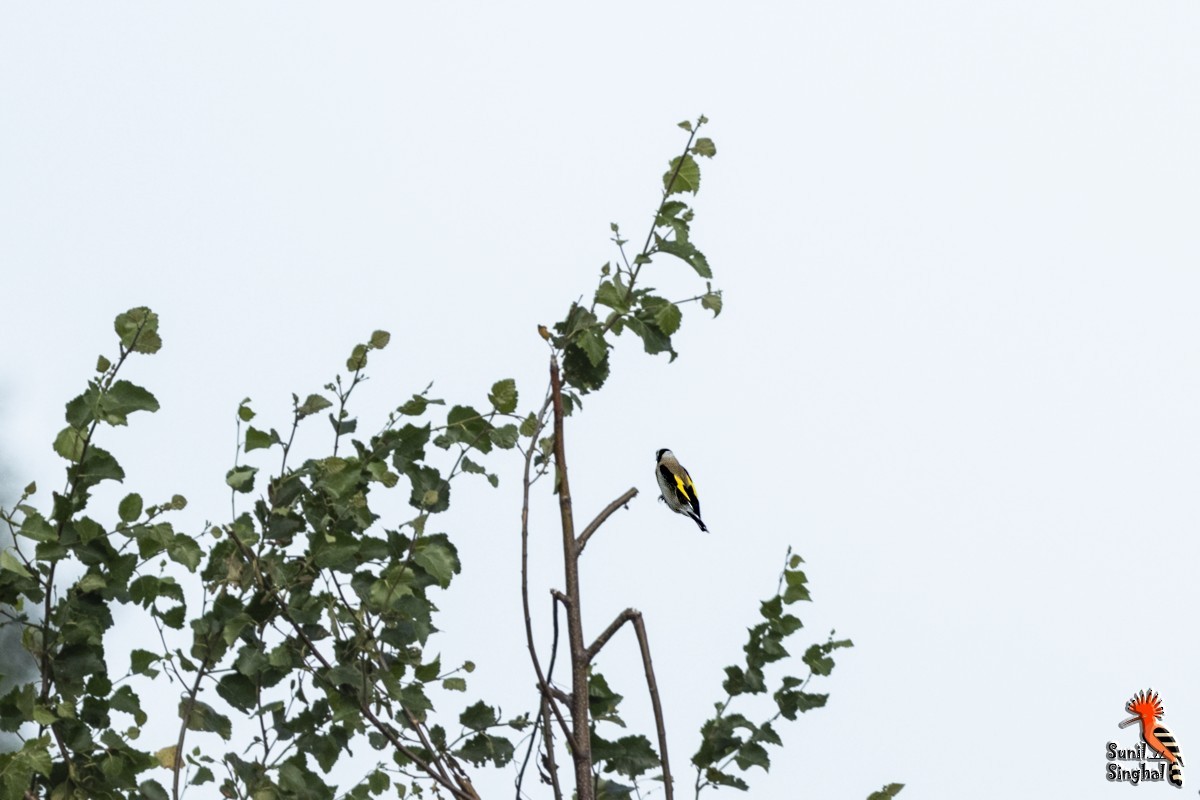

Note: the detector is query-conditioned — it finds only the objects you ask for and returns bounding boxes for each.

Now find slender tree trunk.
[550,356,594,800]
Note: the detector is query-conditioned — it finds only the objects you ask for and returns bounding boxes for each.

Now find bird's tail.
[690,513,708,533]
[1153,725,1184,787]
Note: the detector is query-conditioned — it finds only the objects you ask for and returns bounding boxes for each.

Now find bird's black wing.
[659,463,691,506]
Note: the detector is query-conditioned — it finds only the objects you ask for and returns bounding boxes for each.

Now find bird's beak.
[1118,716,1139,728]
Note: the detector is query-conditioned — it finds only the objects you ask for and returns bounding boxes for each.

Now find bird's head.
[656,448,671,463]
[1120,689,1165,728]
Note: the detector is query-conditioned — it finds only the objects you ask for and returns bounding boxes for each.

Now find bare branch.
[584,608,636,664]
[576,487,638,555]
[405,709,455,789]
[631,612,674,800]
[173,658,211,800]
[583,609,675,800]
[540,696,565,800]
[520,389,576,749]
[550,355,595,800]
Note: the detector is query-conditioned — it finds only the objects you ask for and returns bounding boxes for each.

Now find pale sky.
[3,4,1200,799]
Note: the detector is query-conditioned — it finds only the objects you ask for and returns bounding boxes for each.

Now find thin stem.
[173,662,210,800]
[519,390,574,747]
[539,696,564,800]
[600,120,702,337]
[576,487,638,555]
[631,613,674,800]
[332,370,364,458]
[549,355,594,800]
[581,609,674,800]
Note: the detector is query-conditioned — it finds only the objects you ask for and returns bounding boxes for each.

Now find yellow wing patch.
[676,473,698,504]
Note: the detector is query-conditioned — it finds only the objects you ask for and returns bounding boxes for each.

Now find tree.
[0,119,901,800]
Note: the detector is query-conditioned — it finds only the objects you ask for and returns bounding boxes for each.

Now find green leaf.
[110,684,146,725]
[216,673,257,712]
[592,732,659,779]
[244,426,279,452]
[443,677,467,692]
[562,342,610,393]
[75,572,106,593]
[459,701,497,732]
[701,291,723,316]
[414,656,441,682]
[692,137,717,158]
[18,511,56,543]
[653,302,682,336]
[168,534,202,571]
[489,424,518,450]
[588,671,624,724]
[656,237,713,279]
[774,687,827,721]
[114,307,162,354]
[455,732,515,768]
[663,154,701,195]
[595,279,631,314]
[596,778,635,800]
[366,460,400,488]
[118,493,143,523]
[488,379,518,414]
[181,700,232,740]
[519,413,539,437]
[782,569,811,604]
[347,343,369,371]
[0,550,31,578]
[460,456,486,476]
[100,380,160,424]
[78,446,125,485]
[0,739,52,798]
[413,534,460,588]
[297,393,333,419]
[328,412,357,437]
[225,466,258,494]
[733,741,770,772]
[397,394,434,416]
[623,317,674,359]
[703,768,748,791]
[369,330,391,349]
[138,780,170,800]
[130,649,160,677]
[576,327,608,367]
[678,120,693,132]
[95,355,112,372]
[406,465,450,513]
[440,405,494,454]
[53,426,87,462]
[867,784,905,800]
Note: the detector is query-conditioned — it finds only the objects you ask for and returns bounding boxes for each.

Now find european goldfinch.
[655,448,708,532]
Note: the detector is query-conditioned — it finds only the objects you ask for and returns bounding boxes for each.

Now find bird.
[1120,689,1184,787]
[655,448,708,532]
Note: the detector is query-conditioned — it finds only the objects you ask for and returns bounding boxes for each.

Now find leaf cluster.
[549,116,722,396]
[0,312,529,800]
[691,549,858,796]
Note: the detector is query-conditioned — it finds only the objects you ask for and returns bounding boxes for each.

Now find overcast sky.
[3,4,1200,799]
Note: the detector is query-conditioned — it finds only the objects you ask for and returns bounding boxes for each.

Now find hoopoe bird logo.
[1120,689,1184,788]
